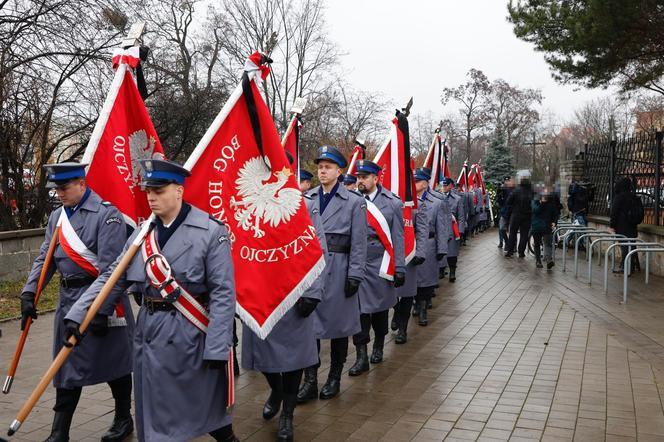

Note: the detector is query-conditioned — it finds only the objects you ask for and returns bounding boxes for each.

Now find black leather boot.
[44,410,75,442]
[101,398,134,442]
[390,315,398,331]
[319,364,343,399]
[395,315,408,344]
[370,335,384,363]
[296,366,318,404]
[277,394,297,441]
[348,345,369,376]
[449,265,456,283]
[262,385,282,420]
[418,300,428,326]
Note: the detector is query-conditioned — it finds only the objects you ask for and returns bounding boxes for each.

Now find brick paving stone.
[3,232,664,441]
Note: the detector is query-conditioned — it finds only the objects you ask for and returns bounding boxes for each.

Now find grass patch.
[0,274,60,321]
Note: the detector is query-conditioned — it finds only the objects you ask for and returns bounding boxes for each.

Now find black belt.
[326,233,351,254]
[60,276,95,288]
[143,296,207,314]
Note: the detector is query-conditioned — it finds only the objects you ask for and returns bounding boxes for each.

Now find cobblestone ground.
[2,230,664,441]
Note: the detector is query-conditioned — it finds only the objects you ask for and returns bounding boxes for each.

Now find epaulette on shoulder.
[349,189,363,197]
[209,215,224,226]
[101,201,112,206]
[303,192,313,200]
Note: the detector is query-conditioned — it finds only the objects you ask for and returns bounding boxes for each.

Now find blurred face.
[442,183,452,193]
[317,160,341,187]
[299,179,312,192]
[356,173,378,194]
[55,179,87,208]
[415,179,429,194]
[344,183,356,190]
[146,183,184,219]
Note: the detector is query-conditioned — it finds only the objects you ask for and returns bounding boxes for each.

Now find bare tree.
[441,68,492,163]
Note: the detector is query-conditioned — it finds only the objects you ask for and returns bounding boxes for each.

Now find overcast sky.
[325,0,611,123]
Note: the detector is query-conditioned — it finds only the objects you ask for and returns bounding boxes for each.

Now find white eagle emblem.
[230,156,302,238]
[129,129,163,186]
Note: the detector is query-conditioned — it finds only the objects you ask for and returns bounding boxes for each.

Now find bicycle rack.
[560,227,598,271]
[552,225,595,261]
[586,236,633,285]
[574,232,625,278]
[603,241,661,295]
[622,247,664,304]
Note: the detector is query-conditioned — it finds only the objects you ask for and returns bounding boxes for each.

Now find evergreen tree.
[483,133,514,182]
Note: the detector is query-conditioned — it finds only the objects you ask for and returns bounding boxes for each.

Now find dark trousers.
[394,297,412,327]
[315,337,348,367]
[620,245,641,272]
[507,216,531,256]
[352,311,389,345]
[446,256,458,267]
[54,373,132,413]
[415,286,434,302]
[263,370,304,395]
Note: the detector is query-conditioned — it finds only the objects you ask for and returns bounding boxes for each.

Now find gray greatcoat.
[396,203,427,298]
[308,184,367,339]
[452,188,468,234]
[241,194,326,373]
[439,191,463,258]
[67,206,235,442]
[358,186,405,313]
[417,191,451,288]
[22,190,133,389]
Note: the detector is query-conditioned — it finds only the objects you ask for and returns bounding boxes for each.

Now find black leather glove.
[206,360,228,371]
[63,319,84,347]
[344,278,361,297]
[393,272,406,288]
[296,297,319,317]
[131,292,143,306]
[20,292,37,331]
[89,314,109,337]
[436,253,446,261]
[411,256,425,266]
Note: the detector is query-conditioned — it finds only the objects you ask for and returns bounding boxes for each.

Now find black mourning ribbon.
[241,53,273,169]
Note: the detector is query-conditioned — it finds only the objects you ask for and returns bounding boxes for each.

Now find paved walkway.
[2,230,664,441]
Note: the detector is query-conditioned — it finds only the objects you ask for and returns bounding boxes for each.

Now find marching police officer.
[297,146,367,402]
[391,168,428,343]
[66,160,238,442]
[241,155,326,442]
[414,168,450,326]
[299,169,313,192]
[348,160,405,375]
[442,177,464,282]
[19,162,134,442]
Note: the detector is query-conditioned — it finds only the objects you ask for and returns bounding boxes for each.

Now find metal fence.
[584,131,663,226]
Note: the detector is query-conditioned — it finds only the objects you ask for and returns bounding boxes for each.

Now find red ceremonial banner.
[83,50,165,227]
[373,112,416,263]
[184,54,325,339]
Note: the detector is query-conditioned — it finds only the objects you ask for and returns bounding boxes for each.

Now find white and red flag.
[473,163,486,195]
[183,52,325,339]
[457,161,470,192]
[373,110,416,263]
[442,139,452,179]
[366,200,395,280]
[82,47,165,228]
[423,131,442,187]
[345,141,366,177]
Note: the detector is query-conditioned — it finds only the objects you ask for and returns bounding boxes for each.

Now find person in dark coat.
[531,189,560,269]
[496,176,514,250]
[347,160,405,376]
[609,177,644,273]
[505,171,534,258]
[67,160,238,442]
[297,146,367,403]
[19,162,134,442]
